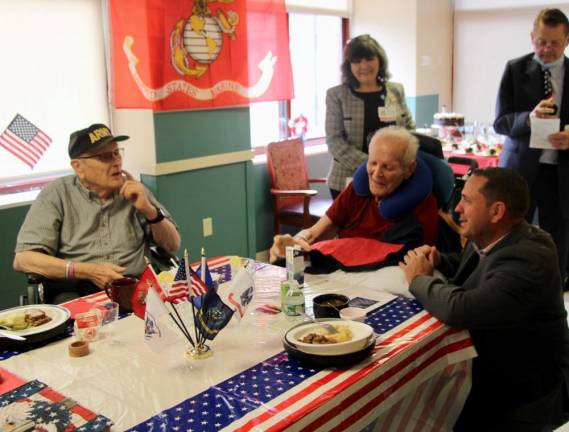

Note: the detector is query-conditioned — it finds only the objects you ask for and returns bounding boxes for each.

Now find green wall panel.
[406,94,439,129]
[253,163,274,252]
[0,204,32,308]
[153,108,251,162]
[147,162,253,261]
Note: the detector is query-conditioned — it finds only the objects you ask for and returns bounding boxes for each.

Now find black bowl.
[313,293,350,319]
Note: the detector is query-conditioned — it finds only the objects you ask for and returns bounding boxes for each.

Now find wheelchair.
[445,156,479,224]
[20,246,178,305]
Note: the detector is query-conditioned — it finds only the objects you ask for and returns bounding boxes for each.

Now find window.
[249,13,343,149]
[0,0,109,205]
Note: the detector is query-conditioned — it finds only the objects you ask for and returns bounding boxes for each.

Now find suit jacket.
[410,221,569,429]
[325,82,415,191]
[494,53,569,217]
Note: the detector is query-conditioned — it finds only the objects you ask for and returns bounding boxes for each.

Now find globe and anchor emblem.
[123,0,278,102]
[170,0,239,77]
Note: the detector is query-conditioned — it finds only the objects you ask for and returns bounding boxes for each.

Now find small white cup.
[339,307,366,322]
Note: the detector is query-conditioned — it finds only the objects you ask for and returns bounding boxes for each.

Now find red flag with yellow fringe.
[109,0,293,110]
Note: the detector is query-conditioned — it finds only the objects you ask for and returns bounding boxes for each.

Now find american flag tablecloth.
[127,297,476,432]
[0,261,476,431]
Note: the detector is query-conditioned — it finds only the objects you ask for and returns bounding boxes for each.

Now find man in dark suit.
[400,168,569,431]
[494,8,569,285]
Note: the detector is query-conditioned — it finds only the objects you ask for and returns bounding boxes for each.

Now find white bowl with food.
[285,320,374,356]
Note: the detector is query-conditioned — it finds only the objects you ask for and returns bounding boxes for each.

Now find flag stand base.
[185,344,213,360]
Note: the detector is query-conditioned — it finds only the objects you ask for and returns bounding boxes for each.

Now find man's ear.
[405,160,417,179]
[70,159,84,178]
[489,201,506,224]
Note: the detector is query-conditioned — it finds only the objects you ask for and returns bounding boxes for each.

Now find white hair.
[369,127,419,167]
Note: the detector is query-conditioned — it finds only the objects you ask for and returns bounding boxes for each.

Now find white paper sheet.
[530,117,560,149]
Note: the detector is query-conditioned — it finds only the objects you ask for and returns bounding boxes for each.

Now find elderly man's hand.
[269,234,311,263]
[399,246,438,284]
[120,170,155,216]
[76,262,126,290]
[548,131,569,150]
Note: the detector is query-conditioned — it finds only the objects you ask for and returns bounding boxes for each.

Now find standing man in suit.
[400,167,569,431]
[494,8,569,286]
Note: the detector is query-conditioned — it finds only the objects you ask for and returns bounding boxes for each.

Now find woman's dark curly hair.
[341,34,391,89]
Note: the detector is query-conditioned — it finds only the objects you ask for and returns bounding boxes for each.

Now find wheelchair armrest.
[150,246,179,270]
[270,188,318,196]
[27,273,46,285]
[23,273,45,305]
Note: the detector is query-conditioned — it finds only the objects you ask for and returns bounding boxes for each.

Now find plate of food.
[283,334,375,368]
[284,319,374,356]
[0,305,70,340]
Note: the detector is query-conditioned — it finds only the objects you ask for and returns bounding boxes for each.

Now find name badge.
[378,106,396,123]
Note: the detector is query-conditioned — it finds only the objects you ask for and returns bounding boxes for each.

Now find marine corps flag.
[108,0,293,110]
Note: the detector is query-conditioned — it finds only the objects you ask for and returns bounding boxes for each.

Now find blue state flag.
[195,289,234,341]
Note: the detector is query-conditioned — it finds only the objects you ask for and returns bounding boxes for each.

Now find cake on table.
[433,112,465,128]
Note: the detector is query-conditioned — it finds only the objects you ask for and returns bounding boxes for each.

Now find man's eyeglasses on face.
[534,37,567,49]
[78,148,124,163]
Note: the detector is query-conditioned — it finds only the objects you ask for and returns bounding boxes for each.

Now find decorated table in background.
[0,259,476,431]
[443,150,500,176]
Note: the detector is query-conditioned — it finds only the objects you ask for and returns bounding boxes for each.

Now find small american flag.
[189,266,209,297]
[168,258,190,304]
[0,114,52,169]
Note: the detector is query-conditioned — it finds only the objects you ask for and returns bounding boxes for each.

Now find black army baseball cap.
[68,124,129,159]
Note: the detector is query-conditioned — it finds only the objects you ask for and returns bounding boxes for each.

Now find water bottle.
[281,279,305,317]
[286,245,305,287]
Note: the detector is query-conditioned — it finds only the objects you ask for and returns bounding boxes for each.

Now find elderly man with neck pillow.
[270,127,445,271]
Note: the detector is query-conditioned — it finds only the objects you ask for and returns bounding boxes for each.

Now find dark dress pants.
[527,163,569,286]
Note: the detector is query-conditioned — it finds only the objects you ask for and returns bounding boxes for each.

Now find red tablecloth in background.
[444,151,500,176]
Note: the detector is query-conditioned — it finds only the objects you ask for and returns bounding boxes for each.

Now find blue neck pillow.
[417,151,455,208]
[352,155,433,220]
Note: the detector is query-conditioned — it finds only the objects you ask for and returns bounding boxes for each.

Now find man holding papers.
[494,8,569,285]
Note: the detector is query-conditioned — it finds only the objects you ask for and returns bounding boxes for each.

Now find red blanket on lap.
[310,237,404,269]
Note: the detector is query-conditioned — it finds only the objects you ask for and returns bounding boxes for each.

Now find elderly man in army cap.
[14,123,180,303]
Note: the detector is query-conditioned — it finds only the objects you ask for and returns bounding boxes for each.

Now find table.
[0,261,476,431]
[443,150,500,176]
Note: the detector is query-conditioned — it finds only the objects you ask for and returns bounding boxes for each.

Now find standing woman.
[326,34,415,198]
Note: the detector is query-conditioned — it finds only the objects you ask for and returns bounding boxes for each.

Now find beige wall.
[111,108,156,180]
[351,0,418,95]
[350,0,453,121]
[416,0,453,106]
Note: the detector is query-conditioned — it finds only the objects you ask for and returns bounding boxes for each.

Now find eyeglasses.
[533,37,567,49]
[77,148,124,163]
